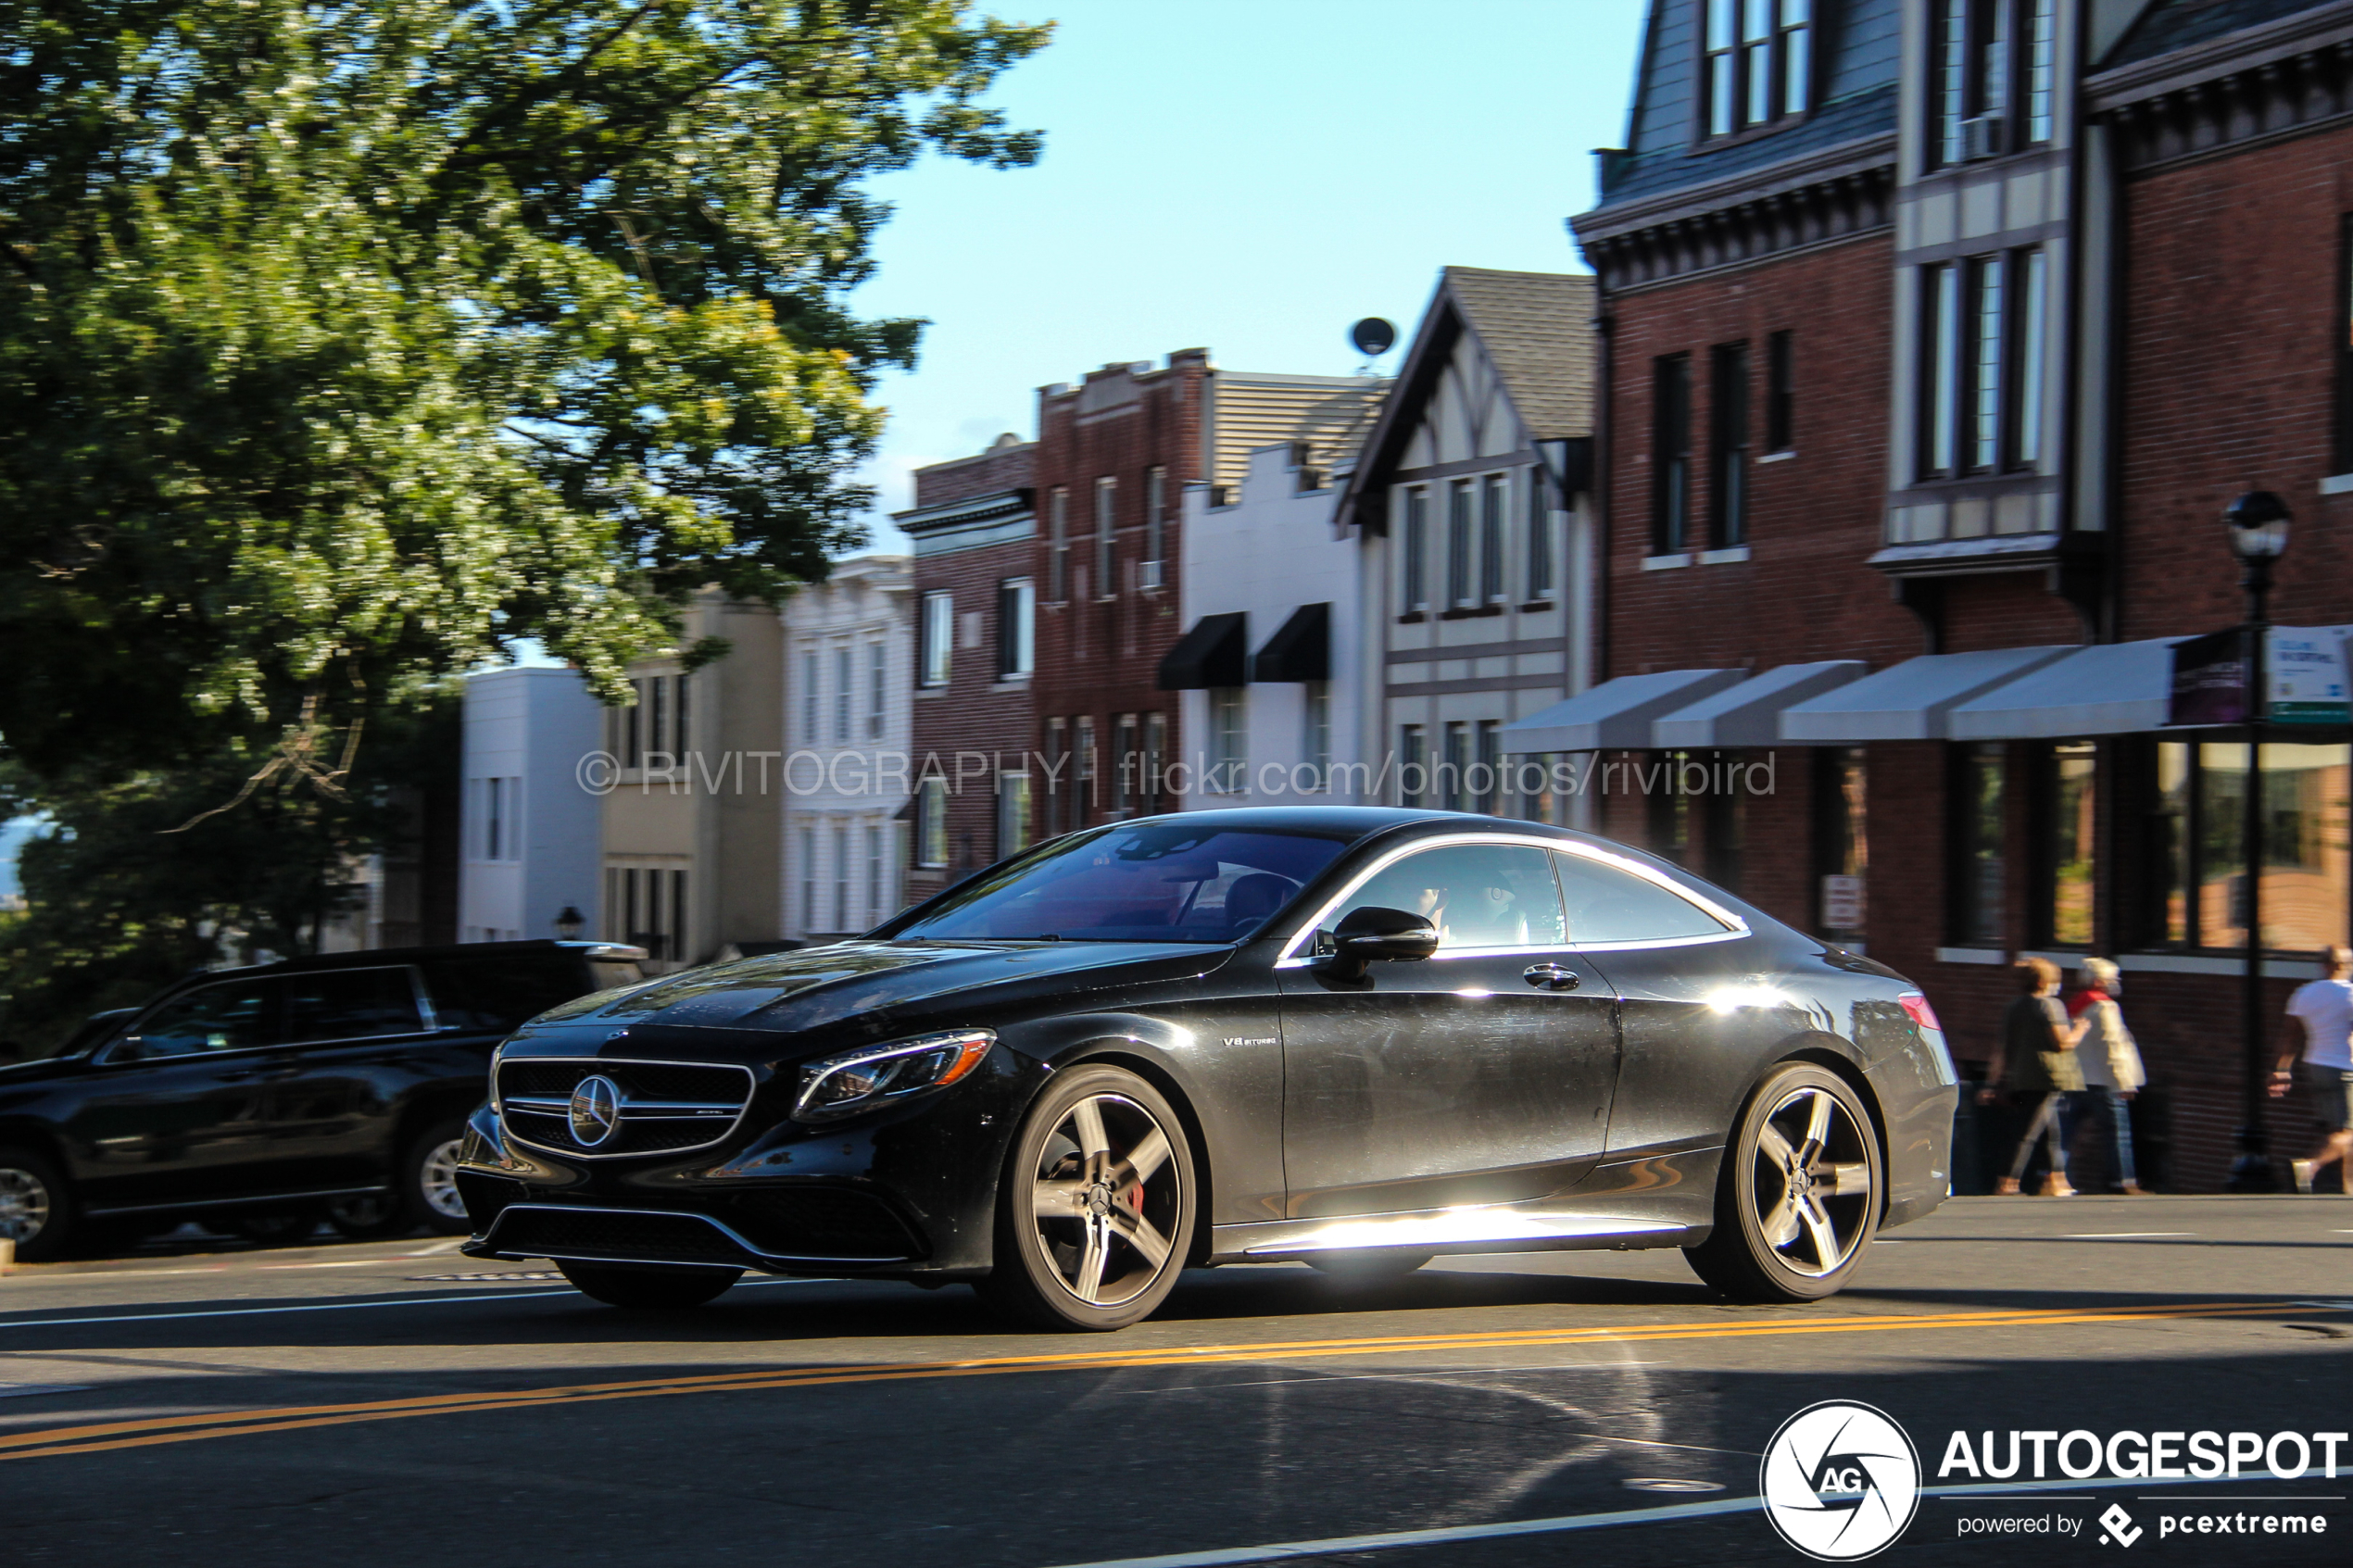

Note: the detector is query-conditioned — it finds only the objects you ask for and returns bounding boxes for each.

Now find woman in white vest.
[2069,958,2149,1196]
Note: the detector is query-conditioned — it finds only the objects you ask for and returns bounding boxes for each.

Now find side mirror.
[1315,906,1441,981]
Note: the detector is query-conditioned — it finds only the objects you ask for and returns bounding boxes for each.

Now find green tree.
[0,0,1049,782]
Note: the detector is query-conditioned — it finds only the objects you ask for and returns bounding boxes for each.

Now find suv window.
[123,979,281,1059]
[423,953,596,1034]
[281,968,426,1044]
[1324,843,1567,951]
[1554,851,1732,945]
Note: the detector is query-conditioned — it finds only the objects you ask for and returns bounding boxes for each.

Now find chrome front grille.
[495,1057,756,1160]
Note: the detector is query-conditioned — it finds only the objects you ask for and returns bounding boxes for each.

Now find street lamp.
[2225,490,2291,1193]
[553,905,585,940]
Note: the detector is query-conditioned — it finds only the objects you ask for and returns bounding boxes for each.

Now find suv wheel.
[556,1260,742,1309]
[0,1147,72,1262]
[975,1065,1197,1332]
[1685,1062,1881,1303]
[329,1117,472,1240]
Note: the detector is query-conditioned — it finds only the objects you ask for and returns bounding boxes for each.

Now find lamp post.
[2224,491,2291,1193]
[553,906,585,941]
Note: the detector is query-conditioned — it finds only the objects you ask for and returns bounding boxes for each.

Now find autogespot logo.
[1760,1400,1923,1561]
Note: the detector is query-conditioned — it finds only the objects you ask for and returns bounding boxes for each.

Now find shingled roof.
[1332,267,1596,534]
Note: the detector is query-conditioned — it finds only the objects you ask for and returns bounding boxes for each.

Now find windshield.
[886,823,1356,944]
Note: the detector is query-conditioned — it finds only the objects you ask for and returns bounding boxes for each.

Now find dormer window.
[1704,0,1811,139]
[1929,0,2058,168]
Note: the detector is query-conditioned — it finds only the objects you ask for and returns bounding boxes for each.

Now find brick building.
[1556,0,2353,1190]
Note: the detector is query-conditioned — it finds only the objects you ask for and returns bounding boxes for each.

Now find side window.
[1324,843,1567,951]
[1555,851,1733,944]
[122,980,282,1059]
[280,969,426,1045]
[423,955,594,1034]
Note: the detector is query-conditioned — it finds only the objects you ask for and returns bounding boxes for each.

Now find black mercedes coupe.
[457,808,1957,1329]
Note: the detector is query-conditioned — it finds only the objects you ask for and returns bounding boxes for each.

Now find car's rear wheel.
[975,1065,1197,1332]
[556,1260,743,1309]
[0,1147,73,1263]
[1304,1250,1433,1280]
[328,1118,472,1240]
[1685,1062,1881,1303]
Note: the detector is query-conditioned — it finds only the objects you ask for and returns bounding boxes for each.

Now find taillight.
[1901,991,1957,1085]
[1899,992,1942,1035]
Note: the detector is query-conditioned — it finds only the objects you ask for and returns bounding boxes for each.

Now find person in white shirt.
[2273,943,2353,1195]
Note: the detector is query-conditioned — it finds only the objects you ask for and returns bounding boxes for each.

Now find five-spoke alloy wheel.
[978,1065,1197,1331]
[1686,1062,1881,1302]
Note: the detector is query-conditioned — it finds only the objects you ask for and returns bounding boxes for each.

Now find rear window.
[1554,851,1733,945]
[425,953,599,1033]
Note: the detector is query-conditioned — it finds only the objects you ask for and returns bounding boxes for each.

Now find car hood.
[517,938,1235,1037]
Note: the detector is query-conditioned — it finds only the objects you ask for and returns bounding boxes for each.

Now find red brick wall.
[1029,353,1207,830]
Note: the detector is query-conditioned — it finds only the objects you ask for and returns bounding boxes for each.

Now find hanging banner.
[2168,629,2246,725]
[2265,627,2353,724]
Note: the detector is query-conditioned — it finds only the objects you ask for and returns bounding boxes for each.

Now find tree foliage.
[0,0,1049,781]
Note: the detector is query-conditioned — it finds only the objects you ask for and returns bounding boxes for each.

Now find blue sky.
[846,0,1650,551]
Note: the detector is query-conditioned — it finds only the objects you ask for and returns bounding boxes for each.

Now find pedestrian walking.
[2067,958,2149,1195]
[2272,943,2353,1195]
[1982,957,2084,1196]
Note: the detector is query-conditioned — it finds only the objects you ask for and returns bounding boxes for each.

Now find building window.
[832,822,849,932]
[1931,0,2055,166]
[1704,0,1811,138]
[1441,721,1469,812]
[1094,477,1116,598]
[997,577,1035,680]
[475,777,521,861]
[1143,466,1166,589]
[1812,746,1868,941]
[676,671,692,755]
[648,677,667,765]
[1048,487,1069,603]
[622,680,642,770]
[799,825,817,933]
[2143,739,2350,952]
[1766,330,1794,453]
[995,771,1031,859]
[833,646,851,743]
[2037,740,2097,947]
[866,642,887,739]
[1475,720,1502,814]
[1479,475,1506,603]
[1653,355,1692,553]
[917,776,949,868]
[801,651,820,744]
[1208,688,1246,793]
[1951,742,2007,947]
[1403,486,1429,611]
[1399,724,1427,808]
[1446,480,1474,607]
[1526,468,1554,601]
[1302,681,1331,793]
[920,593,952,688]
[2340,217,2353,473]
[1076,715,1096,820]
[1143,711,1166,813]
[1043,718,1068,835]
[1921,251,2045,481]
[1711,342,1750,548]
[1111,714,1137,816]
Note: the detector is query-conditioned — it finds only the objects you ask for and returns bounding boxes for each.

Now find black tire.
[975,1064,1198,1332]
[1685,1062,1882,1303]
[556,1259,742,1309]
[1304,1251,1434,1280]
[0,1145,75,1263]
[328,1117,472,1239]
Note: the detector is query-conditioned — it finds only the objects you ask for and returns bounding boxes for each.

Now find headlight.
[792,1030,996,1123]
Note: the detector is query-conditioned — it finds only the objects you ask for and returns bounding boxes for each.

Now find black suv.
[0,940,643,1260]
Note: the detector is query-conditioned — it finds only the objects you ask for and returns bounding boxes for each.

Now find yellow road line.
[0,1298,2308,1463]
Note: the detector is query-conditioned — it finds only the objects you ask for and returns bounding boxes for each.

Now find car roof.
[186,939,639,982]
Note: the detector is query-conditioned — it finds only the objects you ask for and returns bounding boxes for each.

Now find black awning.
[1250,601,1329,684]
[1157,611,1249,690]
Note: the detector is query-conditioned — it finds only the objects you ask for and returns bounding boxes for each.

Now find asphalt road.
[1,1196,2347,1568]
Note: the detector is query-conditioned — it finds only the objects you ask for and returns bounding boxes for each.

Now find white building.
[780,554,914,941]
[459,666,605,945]
[1333,268,1601,825]
[1172,440,1374,809]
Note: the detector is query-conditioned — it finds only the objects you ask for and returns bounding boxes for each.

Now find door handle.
[1522,963,1580,992]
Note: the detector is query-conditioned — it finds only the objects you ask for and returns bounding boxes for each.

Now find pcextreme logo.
[1760,1400,1924,1561]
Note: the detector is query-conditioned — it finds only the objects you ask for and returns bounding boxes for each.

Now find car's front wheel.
[0,1147,73,1262]
[975,1065,1198,1331]
[556,1260,743,1309]
[1685,1062,1881,1303]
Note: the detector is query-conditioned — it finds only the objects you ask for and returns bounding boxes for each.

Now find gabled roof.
[2104,0,2341,66]
[1332,267,1595,534]
[1331,269,1595,531]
